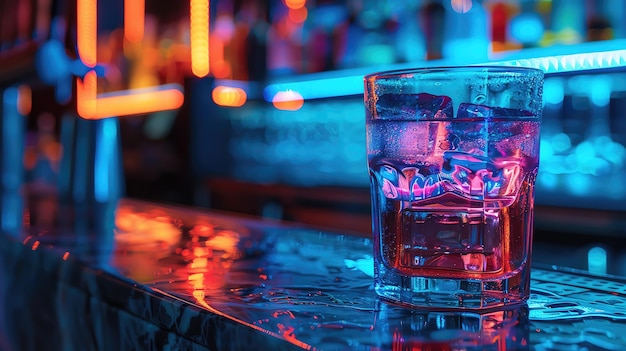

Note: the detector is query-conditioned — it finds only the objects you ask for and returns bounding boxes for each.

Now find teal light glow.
[543,78,565,105]
[94,118,118,203]
[497,49,626,74]
[510,13,545,45]
[262,40,626,102]
[264,75,363,101]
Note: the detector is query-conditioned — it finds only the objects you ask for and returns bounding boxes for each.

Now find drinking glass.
[364,66,543,309]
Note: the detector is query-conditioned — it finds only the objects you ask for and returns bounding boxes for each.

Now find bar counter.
[1,194,626,350]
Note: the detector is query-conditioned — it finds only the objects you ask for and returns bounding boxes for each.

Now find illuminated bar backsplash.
[220,71,626,212]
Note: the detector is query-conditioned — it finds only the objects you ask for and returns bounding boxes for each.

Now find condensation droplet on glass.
[473,94,486,104]
[490,81,507,93]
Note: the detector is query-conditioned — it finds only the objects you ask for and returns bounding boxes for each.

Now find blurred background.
[1,0,625,255]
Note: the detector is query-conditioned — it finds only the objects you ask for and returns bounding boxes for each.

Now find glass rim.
[364,65,544,81]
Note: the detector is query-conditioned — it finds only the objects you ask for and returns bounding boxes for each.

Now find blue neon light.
[94,118,117,203]
[264,75,363,101]
[262,39,626,102]
[494,49,626,74]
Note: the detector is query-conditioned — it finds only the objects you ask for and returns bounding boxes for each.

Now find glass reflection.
[372,300,529,351]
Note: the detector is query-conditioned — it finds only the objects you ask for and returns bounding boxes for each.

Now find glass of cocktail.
[364,66,543,309]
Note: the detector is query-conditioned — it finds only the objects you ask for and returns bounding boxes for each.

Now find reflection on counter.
[3,197,626,350]
[373,302,529,350]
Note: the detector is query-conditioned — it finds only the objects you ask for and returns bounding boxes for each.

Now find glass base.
[374,262,530,310]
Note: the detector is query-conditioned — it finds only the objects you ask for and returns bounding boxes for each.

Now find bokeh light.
[17,85,32,115]
[211,60,232,78]
[214,15,235,40]
[451,0,472,14]
[190,0,210,77]
[510,13,545,45]
[284,0,306,10]
[288,7,308,23]
[124,0,145,43]
[272,90,304,111]
[212,86,247,107]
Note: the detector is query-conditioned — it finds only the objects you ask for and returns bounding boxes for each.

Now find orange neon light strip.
[76,0,185,119]
[77,76,184,119]
[76,71,98,118]
[89,88,184,118]
[190,0,210,77]
[124,0,145,43]
[77,0,97,67]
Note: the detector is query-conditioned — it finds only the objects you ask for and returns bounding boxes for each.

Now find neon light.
[494,49,626,74]
[76,0,185,119]
[94,118,116,202]
[191,0,210,77]
[77,0,97,67]
[265,75,362,101]
[80,85,184,119]
[263,45,626,102]
[124,0,145,43]
[77,71,98,118]
[212,86,247,107]
[77,83,183,120]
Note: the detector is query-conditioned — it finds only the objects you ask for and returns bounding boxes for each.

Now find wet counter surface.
[1,198,626,350]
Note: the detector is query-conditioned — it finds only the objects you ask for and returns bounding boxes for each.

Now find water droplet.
[473,94,486,104]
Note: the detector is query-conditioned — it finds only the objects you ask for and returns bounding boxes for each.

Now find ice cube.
[442,151,492,174]
[439,151,522,202]
[438,132,460,151]
[376,93,453,120]
[456,103,534,119]
[409,173,444,201]
[380,165,400,199]
[445,119,488,149]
